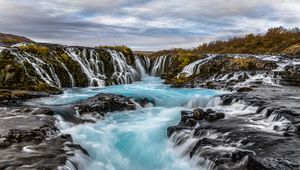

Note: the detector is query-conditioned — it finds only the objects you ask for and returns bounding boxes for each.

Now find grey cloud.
[0,0,299,50]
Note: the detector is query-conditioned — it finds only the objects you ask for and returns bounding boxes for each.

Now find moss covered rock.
[284,44,300,56]
[0,48,62,94]
[165,55,277,88]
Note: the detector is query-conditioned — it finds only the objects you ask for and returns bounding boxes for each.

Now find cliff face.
[0,44,150,94]
[1,40,299,98]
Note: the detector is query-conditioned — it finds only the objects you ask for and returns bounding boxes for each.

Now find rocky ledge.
[0,89,59,106]
[0,93,151,169]
[167,91,300,170]
[75,93,151,119]
[165,55,277,89]
[0,107,88,170]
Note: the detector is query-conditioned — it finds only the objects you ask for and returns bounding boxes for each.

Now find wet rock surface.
[167,55,300,92]
[0,89,54,106]
[165,54,300,169]
[277,65,300,86]
[0,93,151,169]
[0,107,88,170]
[76,93,150,116]
[168,91,300,170]
[166,55,278,89]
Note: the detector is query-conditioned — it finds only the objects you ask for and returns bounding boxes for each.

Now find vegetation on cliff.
[196,27,300,55]
[0,33,33,46]
[0,50,61,94]
[151,27,300,60]
[19,44,50,56]
[97,45,135,65]
[165,56,278,87]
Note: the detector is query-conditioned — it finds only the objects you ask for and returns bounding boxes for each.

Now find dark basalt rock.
[276,65,300,86]
[296,124,300,134]
[205,112,225,122]
[193,108,207,120]
[219,93,267,107]
[167,125,193,137]
[169,108,225,137]
[0,107,88,169]
[168,92,300,170]
[237,87,253,92]
[0,89,54,106]
[76,93,151,116]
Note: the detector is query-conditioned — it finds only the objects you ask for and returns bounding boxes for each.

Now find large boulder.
[76,93,150,116]
[0,107,88,169]
[276,65,300,86]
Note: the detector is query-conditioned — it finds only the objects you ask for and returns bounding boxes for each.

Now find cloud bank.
[0,0,299,50]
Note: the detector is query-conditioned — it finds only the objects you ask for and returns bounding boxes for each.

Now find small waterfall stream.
[134,56,147,78]
[56,58,75,87]
[150,55,172,76]
[108,50,140,84]
[179,54,218,77]
[66,48,106,87]
[12,50,62,87]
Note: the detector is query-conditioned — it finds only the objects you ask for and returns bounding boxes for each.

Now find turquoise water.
[36,77,223,170]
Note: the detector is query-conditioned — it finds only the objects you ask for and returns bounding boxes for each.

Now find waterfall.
[1,46,152,89]
[134,56,147,77]
[150,55,171,76]
[141,56,151,74]
[12,50,62,87]
[108,50,140,84]
[56,58,75,87]
[179,54,218,77]
[66,48,106,87]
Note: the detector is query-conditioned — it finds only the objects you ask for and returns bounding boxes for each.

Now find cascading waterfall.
[179,54,218,77]
[141,55,151,74]
[108,50,140,84]
[66,48,106,87]
[56,58,75,87]
[150,55,172,76]
[1,46,152,89]
[134,56,147,77]
[12,50,62,87]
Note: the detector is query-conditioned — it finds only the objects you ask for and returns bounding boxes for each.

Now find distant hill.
[0,33,33,46]
[196,27,300,55]
[150,27,300,59]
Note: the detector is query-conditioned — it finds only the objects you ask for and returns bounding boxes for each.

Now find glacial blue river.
[33,77,223,170]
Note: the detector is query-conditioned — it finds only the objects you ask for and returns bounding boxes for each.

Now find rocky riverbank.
[0,93,150,169]
[163,54,300,169]
[0,107,88,169]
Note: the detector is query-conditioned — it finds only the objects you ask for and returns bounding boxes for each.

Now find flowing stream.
[30,77,224,170]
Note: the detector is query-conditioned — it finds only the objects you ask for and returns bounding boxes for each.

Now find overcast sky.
[0,0,299,50]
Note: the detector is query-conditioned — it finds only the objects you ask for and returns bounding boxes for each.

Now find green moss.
[284,43,300,55]
[1,39,20,45]
[19,44,50,56]
[165,56,277,86]
[53,49,88,87]
[97,45,135,65]
[32,83,62,94]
